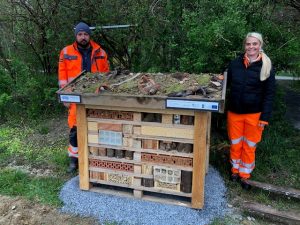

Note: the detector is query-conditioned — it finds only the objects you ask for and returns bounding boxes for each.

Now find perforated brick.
[89,159,134,172]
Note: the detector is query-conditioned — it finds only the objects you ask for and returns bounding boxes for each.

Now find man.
[58,22,109,172]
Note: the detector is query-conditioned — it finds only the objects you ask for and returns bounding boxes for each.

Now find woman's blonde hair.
[245,32,272,81]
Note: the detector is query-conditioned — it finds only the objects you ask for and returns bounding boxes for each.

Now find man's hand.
[258,120,268,130]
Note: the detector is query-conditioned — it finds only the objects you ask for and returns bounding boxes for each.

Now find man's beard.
[76,40,90,48]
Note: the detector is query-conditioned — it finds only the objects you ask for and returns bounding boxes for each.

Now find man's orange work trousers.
[68,103,78,157]
[227,111,264,179]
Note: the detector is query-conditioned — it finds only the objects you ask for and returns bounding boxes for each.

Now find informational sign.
[166,99,219,111]
[59,94,81,103]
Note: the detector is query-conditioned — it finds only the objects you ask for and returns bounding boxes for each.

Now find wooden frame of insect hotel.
[57,71,227,208]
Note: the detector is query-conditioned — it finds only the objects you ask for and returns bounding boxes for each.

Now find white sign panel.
[166,99,219,111]
[59,94,81,103]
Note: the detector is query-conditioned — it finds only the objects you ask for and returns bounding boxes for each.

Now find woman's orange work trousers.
[227,111,264,179]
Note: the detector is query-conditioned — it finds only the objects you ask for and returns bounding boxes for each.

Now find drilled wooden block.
[142,139,159,150]
[90,171,106,181]
[162,114,173,124]
[123,124,133,134]
[133,126,141,135]
[134,190,143,198]
[132,139,142,149]
[98,123,122,132]
[141,153,193,167]
[134,165,142,174]
[107,173,133,185]
[87,109,134,121]
[88,134,98,144]
[133,178,142,186]
[142,165,153,175]
[89,159,134,172]
[133,112,141,121]
[154,181,180,192]
[89,147,99,156]
[88,122,98,131]
[134,152,141,161]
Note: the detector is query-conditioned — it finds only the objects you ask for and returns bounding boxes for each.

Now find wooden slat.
[206,112,211,173]
[134,190,143,198]
[77,104,91,190]
[86,105,195,116]
[141,126,193,139]
[192,111,208,208]
[87,117,194,129]
[89,186,192,207]
[242,202,300,225]
[124,134,194,144]
[88,143,194,158]
[83,94,167,110]
[245,180,300,199]
[89,180,192,198]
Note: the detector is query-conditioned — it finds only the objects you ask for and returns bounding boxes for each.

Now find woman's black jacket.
[227,54,276,122]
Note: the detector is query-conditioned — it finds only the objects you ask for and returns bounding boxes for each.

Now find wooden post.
[206,112,211,173]
[77,104,90,190]
[192,111,208,208]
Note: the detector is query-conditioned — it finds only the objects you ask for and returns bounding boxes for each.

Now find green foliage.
[0,59,63,122]
[0,0,299,121]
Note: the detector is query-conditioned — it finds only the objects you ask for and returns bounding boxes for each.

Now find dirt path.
[0,195,99,225]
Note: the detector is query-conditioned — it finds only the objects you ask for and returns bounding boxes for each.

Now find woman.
[227,32,276,189]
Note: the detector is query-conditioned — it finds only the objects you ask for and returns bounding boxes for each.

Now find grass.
[0,116,71,207]
[0,168,64,206]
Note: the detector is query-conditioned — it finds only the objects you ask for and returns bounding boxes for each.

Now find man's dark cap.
[75,22,91,36]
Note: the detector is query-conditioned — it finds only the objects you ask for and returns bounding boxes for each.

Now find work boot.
[67,157,78,173]
[230,173,239,182]
[240,178,251,190]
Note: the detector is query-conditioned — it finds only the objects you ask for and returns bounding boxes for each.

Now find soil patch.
[0,195,99,225]
[60,71,224,99]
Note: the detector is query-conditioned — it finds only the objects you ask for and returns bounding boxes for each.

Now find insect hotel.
[57,71,227,208]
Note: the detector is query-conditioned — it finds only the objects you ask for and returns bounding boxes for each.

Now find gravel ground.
[60,166,229,225]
